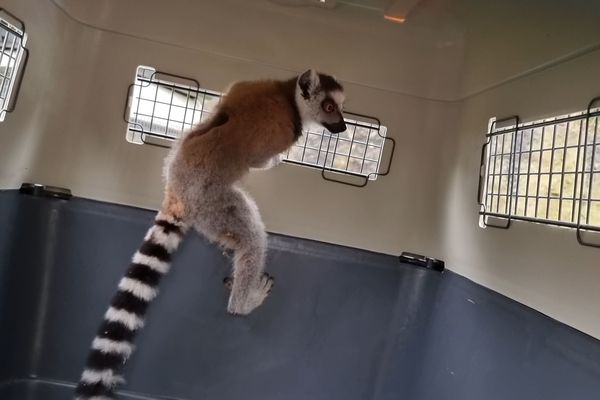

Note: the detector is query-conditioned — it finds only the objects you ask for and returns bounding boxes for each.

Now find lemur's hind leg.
[195,186,273,315]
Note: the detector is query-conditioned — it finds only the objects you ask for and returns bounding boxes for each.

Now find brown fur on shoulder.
[179,79,300,185]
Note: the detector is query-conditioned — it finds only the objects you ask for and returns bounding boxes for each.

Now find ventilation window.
[0,10,28,122]
[478,97,600,247]
[125,66,394,186]
[125,66,220,145]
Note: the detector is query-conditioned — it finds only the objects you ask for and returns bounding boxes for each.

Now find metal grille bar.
[478,97,600,248]
[124,66,394,186]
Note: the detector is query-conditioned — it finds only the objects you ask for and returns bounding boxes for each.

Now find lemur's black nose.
[325,121,347,133]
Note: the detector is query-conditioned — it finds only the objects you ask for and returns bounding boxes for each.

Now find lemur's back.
[165,79,299,192]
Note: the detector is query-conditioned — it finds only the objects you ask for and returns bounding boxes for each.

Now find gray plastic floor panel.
[0,190,599,400]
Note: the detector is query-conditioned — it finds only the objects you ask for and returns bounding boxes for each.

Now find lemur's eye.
[323,101,335,113]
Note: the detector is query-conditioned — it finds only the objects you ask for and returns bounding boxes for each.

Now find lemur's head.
[296,69,346,133]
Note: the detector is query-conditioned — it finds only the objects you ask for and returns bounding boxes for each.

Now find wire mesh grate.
[125,66,390,182]
[284,116,387,180]
[478,98,600,246]
[0,11,27,122]
[125,66,220,144]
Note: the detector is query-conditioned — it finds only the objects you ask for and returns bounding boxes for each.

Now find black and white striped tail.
[75,212,187,400]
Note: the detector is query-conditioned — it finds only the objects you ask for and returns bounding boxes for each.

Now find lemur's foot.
[225,273,274,315]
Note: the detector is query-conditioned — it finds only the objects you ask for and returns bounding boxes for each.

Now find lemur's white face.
[296,69,346,133]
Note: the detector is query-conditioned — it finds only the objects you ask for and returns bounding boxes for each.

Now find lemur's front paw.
[221,248,234,259]
[272,153,284,166]
[225,273,274,315]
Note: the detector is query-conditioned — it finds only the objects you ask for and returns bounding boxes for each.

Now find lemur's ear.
[298,69,319,99]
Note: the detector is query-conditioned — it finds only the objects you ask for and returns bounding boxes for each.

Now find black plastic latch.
[399,252,445,272]
[19,183,72,200]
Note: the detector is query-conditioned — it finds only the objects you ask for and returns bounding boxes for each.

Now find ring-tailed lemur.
[75,69,346,399]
